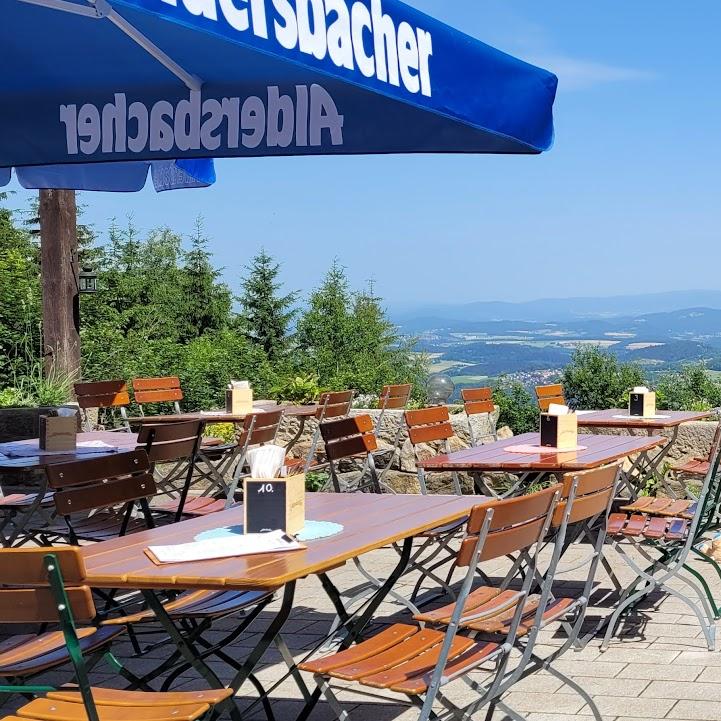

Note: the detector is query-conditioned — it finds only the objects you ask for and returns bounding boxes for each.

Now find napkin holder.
[243,475,305,535]
[629,391,656,417]
[540,412,578,450]
[226,388,253,415]
[39,415,77,452]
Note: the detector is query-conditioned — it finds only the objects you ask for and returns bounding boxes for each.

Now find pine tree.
[238,249,298,361]
[295,260,351,384]
[180,217,232,341]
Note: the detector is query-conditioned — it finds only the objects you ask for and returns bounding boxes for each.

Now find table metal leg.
[285,416,309,455]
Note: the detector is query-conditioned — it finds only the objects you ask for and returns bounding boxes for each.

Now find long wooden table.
[82,493,484,715]
[82,492,482,590]
[418,432,666,498]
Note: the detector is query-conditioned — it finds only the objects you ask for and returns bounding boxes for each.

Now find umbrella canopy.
[2,0,557,191]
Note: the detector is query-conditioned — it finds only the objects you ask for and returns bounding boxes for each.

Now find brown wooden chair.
[320,414,381,493]
[287,390,354,473]
[74,380,131,432]
[32,450,157,545]
[0,547,233,721]
[300,485,581,721]
[373,384,412,479]
[131,376,184,415]
[461,386,497,445]
[155,409,284,518]
[535,383,565,412]
[134,420,203,519]
[405,406,463,496]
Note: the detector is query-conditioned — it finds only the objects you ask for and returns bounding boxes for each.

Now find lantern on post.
[78,266,97,294]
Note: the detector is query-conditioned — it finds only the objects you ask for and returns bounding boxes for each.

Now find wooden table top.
[126,401,318,425]
[418,432,666,472]
[0,431,138,471]
[575,409,713,429]
[81,493,485,591]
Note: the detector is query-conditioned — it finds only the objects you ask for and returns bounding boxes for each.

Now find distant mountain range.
[392,290,721,326]
[402,300,721,382]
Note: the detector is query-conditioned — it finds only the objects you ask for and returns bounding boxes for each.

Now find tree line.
[0,193,427,409]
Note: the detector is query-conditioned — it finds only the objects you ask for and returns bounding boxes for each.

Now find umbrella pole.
[39,189,80,381]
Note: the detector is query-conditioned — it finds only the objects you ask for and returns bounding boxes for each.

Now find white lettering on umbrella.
[159,0,433,97]
[59,85,344,156]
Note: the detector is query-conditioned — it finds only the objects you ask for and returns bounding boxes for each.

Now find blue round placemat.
[195,520,343,543]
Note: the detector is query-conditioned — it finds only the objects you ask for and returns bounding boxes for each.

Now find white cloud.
[529,55,656,91]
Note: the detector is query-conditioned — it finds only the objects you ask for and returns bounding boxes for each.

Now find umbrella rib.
[19,0,203,92]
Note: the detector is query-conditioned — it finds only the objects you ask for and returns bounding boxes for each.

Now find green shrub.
[271,374,321,405]
[655,363,721,411]
[562,346,646,410]
[493,378,538,435]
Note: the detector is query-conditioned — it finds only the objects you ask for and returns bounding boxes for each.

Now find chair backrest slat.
[379,384,412,410]
[54,472,156,515]
[238,409,284,447]
[0,587,96,624]
[321,415,377,461]
[316,390,354,420]
[553,464,619,527]
[0,547,96,624]
[45,450,155,515]
[136,420,202,463]
[458,485,561,566]
[132,376,184,405]
[461,387,495,416]
[405,406,454,445]
[535,383,565,412]
[0,547,86,585]
[74,380,130,410]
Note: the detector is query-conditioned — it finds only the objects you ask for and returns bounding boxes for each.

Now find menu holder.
[39,415,77,452]
[243,475,305,535]
[540,412,578,450]
[629,391,656,417]
[226,388,253,415]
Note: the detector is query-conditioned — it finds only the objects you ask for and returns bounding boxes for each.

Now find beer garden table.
[575,409,713,494]
[80,492,484,716]
[418,431,667,499]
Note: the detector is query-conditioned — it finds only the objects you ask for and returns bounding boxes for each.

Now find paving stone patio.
[2,540,721,721]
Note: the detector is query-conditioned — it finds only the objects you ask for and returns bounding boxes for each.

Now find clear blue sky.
[7,1,721,308]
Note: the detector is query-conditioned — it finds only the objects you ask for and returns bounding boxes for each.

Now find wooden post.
[39,189,80,379]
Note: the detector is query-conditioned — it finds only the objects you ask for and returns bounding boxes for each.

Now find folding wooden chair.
[535,383,565,411]
[402,407,471,601]
[405,406,463,496]
[602,439,721,651]
[132,376,184,415]
[134,420,203,518]
[155,409,284,518]
[461,386,497,445]
[288,390,354,473]
[321,415,382,494]
[74,380,132,432]
[0,547,125,702]
[31,450,157,545]
[373,384,412,477]
[299,485,590,721]
[0,547,235,721]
